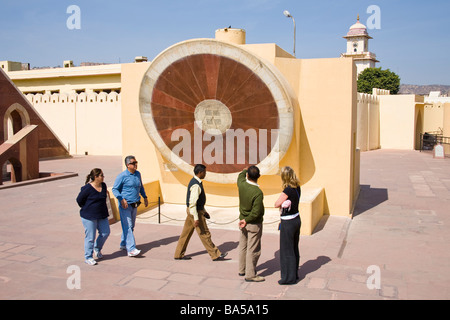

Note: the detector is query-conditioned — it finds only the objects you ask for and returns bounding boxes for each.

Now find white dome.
[350,20,367,30]
[346,16,369,36]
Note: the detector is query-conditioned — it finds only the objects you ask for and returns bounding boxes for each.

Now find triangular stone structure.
[0,68,69,184]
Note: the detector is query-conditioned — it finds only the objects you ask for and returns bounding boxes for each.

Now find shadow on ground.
[352,184,388,218]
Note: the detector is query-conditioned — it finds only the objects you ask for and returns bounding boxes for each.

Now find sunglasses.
[128,161,138,165]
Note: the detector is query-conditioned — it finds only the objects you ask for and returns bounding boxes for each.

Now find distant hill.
[399,84,450,96]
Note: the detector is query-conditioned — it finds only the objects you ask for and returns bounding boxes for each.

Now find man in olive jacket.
[237,165,265,282]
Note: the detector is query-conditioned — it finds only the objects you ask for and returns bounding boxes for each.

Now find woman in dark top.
[76,168,110,265]
[274,166,301,285]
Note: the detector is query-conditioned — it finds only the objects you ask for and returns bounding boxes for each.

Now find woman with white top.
[274,166,301,285]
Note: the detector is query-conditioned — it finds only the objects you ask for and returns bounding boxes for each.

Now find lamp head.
[283,10,291,18]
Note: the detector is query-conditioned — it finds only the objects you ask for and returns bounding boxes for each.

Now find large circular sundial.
[139,39,294,183]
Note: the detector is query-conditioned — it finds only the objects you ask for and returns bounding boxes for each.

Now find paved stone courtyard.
[0,149,449,300]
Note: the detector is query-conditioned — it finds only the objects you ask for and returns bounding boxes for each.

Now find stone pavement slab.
[0,150,449,301]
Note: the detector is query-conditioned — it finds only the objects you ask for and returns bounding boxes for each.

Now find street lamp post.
[283,10,296,57]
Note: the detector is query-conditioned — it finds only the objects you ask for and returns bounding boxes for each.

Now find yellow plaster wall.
[424,103,445,133]
[356,93,381,152]
[241,43,294,63]
[443,104,450,155]
[294,57,358,216]
[357,95,369,152]
[29,92,122,155]
[13,74,121,94]
[368,98,381,150]
[0,61,23,72]
[8,64,122,94]
[7,64,124,156]
[379,95,424,150]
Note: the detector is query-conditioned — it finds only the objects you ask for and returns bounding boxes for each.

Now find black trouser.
[279,216,301,284]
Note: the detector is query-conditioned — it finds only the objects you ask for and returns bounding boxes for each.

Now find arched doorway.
[9,109,23,136]
[1,104,30,184]
[1,158,22,184]
[3,103,30,142]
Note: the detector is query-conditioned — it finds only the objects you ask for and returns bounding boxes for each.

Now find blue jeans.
[81,217,110,260]
[119,205,138,252]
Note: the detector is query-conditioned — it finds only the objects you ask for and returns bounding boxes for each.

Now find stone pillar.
[215,28,246,45]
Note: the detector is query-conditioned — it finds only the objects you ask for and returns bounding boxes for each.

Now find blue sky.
[0,0,449,85]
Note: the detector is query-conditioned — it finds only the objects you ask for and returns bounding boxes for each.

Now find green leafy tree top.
[357,67,401,94]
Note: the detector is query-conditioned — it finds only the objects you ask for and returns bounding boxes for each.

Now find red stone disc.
[139,39,293,183]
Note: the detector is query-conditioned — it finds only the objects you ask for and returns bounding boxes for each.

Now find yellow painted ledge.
[107,180,323,236]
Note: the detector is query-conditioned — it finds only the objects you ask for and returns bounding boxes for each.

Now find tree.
[357,67,401,94]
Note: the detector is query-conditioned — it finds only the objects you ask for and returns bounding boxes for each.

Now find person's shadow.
[257,250,280,277]
[139,235,180,255]
[187,241,239,259]
[258,252,331,281]
[101,235,180,260]
[297,255,331,281]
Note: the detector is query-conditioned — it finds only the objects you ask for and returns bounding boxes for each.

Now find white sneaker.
[85,258,97,266]
[127,249,141,257]
[95,250,103,259]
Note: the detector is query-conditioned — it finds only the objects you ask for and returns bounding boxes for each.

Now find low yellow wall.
[299,188,324,235]
[108,181,323,235]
